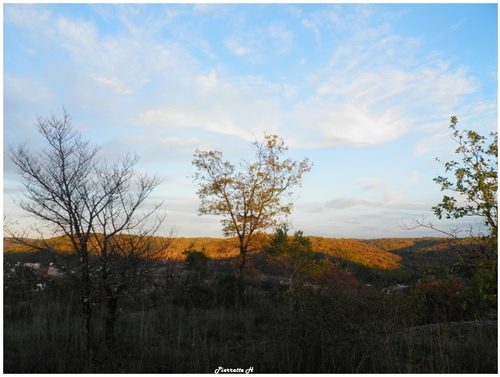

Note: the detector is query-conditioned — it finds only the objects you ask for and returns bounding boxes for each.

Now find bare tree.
[192,134,312,300]
[6,110,173,358]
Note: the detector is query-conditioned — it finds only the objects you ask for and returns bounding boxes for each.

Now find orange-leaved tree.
[192,134,312,300]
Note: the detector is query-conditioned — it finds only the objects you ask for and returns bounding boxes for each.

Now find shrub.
[409,276,476,324]
[182,244,211,274]
[182,244,211,289]
[213,273,239,307]
[471,260,498,310]
[266,223,316,292]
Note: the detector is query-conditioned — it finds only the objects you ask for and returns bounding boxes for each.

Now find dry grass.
[4,272,497,373]
[3,236,497,373]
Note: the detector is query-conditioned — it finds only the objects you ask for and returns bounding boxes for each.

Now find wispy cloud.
[224,36,254,56]
[355,177,388,191]
[285,23,478,148]
[4,4,496,239]
[224,21,294,62]
[301,18,321,44]
[5,4,52,30]
[324,196,429,211]
[90,75,134,94]
[4,4,483,151]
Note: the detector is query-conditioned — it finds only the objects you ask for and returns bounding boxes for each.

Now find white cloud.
[405,171,420,186]
[301,18,320,43]
[224,21,294,62]
[5,4,485,154]
[355,177,388,191]
[4,4,52,30]
[412,133,451,157]
[285,34,478,148]
[282,84,298,99]
[90,75,134,94]
[10,6,197,102]
[267,22,294,53]
[56,17,98,56]
[135,69,284,140]
[4,4,496,239]
[324,196,429,211]
[224,36,253,56]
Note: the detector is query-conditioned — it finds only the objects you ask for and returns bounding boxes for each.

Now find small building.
[47,265,63,277]
[24,262,41,270]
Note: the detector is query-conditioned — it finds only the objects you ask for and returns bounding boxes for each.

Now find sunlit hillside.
[308,237,402,269]
[5,234,403,270]
[4,235,482,275]
[362,237,481,274]
[4,234,495,374]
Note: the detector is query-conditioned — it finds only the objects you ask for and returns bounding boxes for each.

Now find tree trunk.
[238,243,247,305]
[105,296,118,346]
[80,248,93,364]
[101,260,119,347]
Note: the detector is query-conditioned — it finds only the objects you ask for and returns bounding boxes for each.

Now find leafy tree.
[406,116,497,306]
[192,134,312,300]
[433,116,497,246]
[434,117,497,306]
[267,223,316,292]
[182,243,211,282]
[6,110,173,356]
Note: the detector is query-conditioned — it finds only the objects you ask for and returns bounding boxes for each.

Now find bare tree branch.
[6,109,173,355]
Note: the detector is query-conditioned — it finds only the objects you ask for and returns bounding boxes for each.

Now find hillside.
[308,237,402,269]
[7,235,477,288]
[361,237,479,274]
[5,234,402,270]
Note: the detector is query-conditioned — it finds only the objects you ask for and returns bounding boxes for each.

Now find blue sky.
[3,3,498,239]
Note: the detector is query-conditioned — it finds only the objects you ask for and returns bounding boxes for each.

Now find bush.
[182,244,211,274]
[471,260,498,310]
[213,273,239,307]
[409,276,476,324]
[182,244,211,289]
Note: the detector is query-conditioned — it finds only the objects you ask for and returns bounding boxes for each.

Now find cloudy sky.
[3,3,498,239]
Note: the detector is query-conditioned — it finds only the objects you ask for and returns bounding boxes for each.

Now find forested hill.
[115,236,473,271]
[361,237,479,272]
[163,236,403,269]
[6,234,474,266]
[308,237,402,269]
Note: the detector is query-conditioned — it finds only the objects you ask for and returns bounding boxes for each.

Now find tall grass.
[4,268,497,373]
[4,283,87,373]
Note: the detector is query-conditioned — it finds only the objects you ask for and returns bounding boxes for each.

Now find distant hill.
[361,237,479,275]
[6,235,475,286]
[168,236,404,269]
[308,237,402,269]
[5,234,402,270]
[361,237,466,253]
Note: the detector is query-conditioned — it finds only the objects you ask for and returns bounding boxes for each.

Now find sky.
[3,3,498,240]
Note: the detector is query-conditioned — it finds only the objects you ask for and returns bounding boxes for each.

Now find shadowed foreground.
[4,237,497,373]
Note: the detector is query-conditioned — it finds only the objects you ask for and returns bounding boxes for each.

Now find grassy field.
[3,235,497,373]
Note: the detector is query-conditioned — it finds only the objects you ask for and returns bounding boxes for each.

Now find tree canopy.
[410,116,498,307]
[267,223,316,292]
[433,116,498,246]
[192,134,312,297]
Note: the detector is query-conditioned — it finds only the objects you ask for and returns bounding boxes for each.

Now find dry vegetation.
[3,234,497,373]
